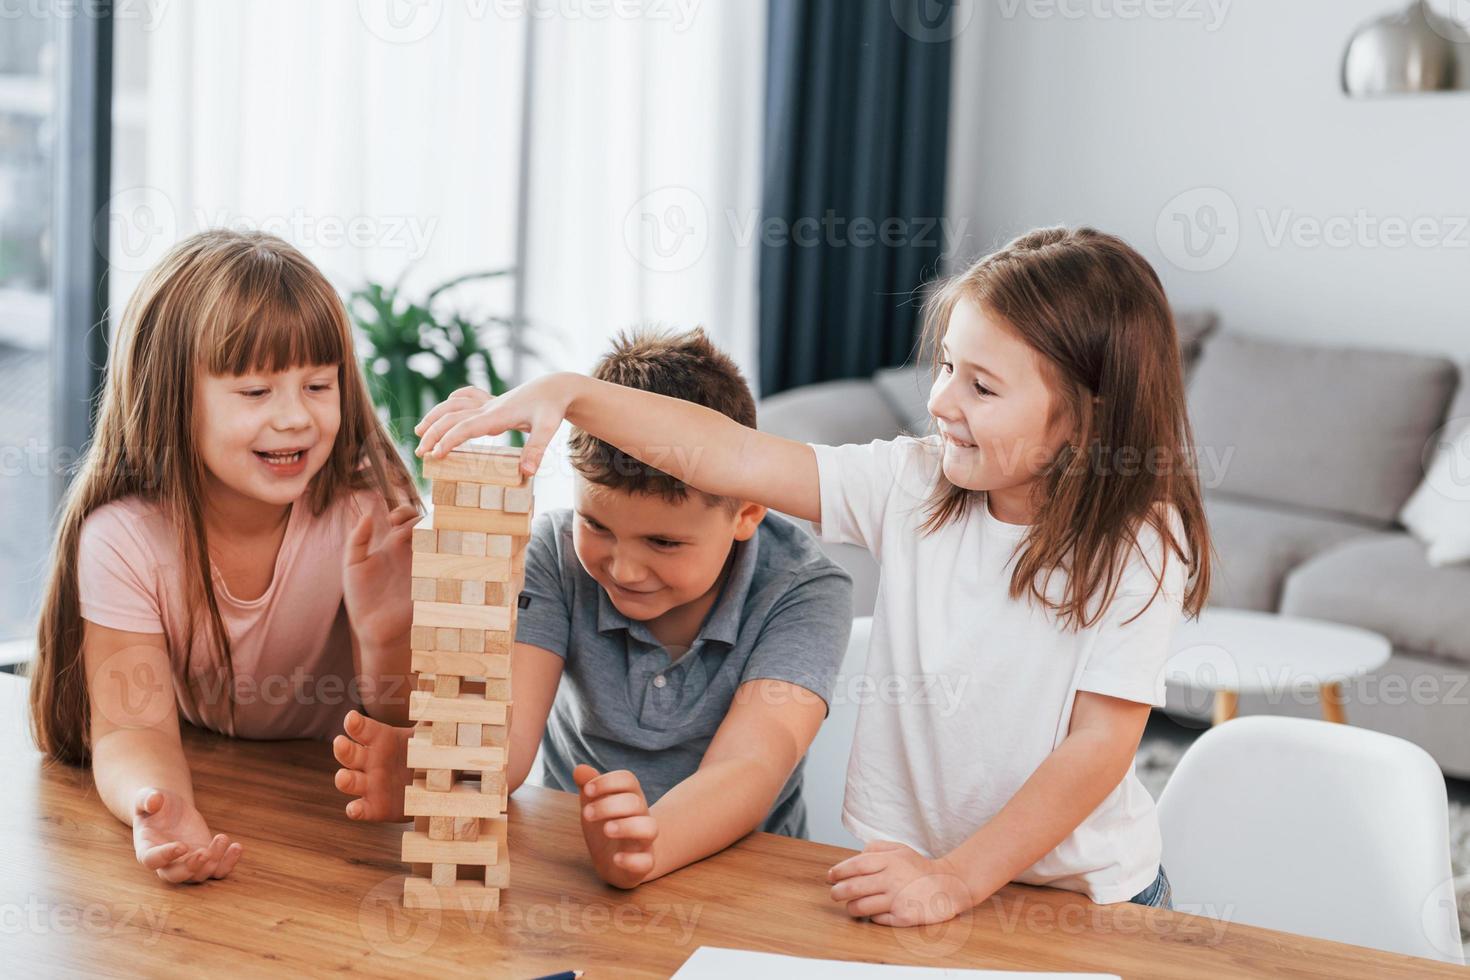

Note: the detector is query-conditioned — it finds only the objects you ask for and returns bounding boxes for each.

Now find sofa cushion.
[1204,494,1379,611]
[758,378,903,445]
[1281,533,1470,667]
[1188,333,1457,524]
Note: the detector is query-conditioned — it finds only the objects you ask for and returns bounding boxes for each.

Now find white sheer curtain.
[108,0,766,512]
[110,0,526,322]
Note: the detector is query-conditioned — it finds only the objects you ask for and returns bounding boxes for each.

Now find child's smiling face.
[571,476,764,623]
[927,298,1073,500]
[194,362,342,511]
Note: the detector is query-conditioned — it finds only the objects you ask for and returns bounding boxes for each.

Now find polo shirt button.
[653,674,667,688]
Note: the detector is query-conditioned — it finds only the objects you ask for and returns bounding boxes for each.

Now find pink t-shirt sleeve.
[77,506,166,634]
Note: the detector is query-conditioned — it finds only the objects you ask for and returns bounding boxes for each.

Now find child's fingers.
[211,842,244,880]
[415,407,480,458]
[387,504,419,527]
[582,792,647,824]
[414,388,487,437]
[334,767,367,798]
[345,513,374,565]
[828,851,887,883]
[582,769,640,799]
[139,841,187,870]
[830,872,887,904]
[187,834,231,883]
[572,764,602,791]
[132,786,165,819]
[844,892,894,919]
[516,412,559,476]
[602,815,658,842]
[612,850,656,877]
[332,732,368,770]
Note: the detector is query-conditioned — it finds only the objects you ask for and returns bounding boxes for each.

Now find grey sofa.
[760,313,1470,778]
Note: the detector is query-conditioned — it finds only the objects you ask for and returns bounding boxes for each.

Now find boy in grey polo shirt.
[333,328,851,891]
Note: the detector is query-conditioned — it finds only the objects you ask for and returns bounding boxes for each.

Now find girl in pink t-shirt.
[29,230,420,884]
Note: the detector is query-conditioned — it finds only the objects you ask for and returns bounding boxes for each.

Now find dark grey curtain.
[759,0,955,396]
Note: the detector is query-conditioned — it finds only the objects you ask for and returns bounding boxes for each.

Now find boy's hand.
[132,787,242,884]
[573,764,658,889]
[827,840,974,926]
[332,710,414,822]
[414,373,581,476]
[343,503,418,650]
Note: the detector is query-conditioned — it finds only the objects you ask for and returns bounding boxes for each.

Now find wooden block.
[411,551,513,583]
[402,877,500,913]
[409,691,509,726]
[488,535,514,558]
[426,769,453,792]
[433,505,533,537]
[504,485,533,513]
[434,627,461,652]
[431,862,457,886]
[412,528,437,553]
[401,820,504,865]
[428,816,454,840]
[404,778,507,818]
[411,650,511,679]
[431,481,457,506]
[457,722,481,746]
[460,579,485,605]
[453,814,480,841]
[478,484,504,510]
[459,531,487,557]
[411,577,437,602]
[437,529,463,554]
[407,733,507,771]
[421,447,526,487]
[434,673,461,698]
[413,600,512,632]
[453,482,479,508]
[436,578,460,603]
[480,767,507,797]
[410,626,435,651]
[483,582,506,607]
[431,720,457,747]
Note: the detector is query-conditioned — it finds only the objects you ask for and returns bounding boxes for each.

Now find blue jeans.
[1128,865,1173,909]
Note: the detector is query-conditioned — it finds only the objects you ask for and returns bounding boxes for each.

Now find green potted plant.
[349,268,532,483]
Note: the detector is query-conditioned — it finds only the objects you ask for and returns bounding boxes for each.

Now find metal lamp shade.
[1342,0,1470,95]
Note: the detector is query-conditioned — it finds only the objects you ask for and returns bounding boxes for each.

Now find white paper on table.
[671,947,1122,979]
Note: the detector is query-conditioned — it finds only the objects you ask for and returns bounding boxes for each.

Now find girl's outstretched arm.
[414,373,822,524]
[83,622,244,883]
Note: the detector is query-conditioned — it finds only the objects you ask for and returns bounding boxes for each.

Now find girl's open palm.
[343,503,418,649]
[133,787,242,884]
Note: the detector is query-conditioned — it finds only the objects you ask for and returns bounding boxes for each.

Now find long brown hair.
[920,227,1211,630]
[29,230,416,765]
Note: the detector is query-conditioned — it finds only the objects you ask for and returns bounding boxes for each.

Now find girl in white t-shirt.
[415,226,1212,925]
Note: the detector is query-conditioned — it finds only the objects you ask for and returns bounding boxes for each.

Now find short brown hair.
[568,327,756,506]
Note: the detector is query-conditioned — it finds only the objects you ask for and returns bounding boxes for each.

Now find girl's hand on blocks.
[132,787,243,884]
[333,709,413,822]
[344,502,419,649]
[827,840,974,927]
[414,373,578,477]
[573,764,657,889]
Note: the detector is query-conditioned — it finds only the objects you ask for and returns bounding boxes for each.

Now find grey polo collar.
[594,525,762,648]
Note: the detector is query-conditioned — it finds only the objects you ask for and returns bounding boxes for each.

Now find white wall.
[945,0,1470,359]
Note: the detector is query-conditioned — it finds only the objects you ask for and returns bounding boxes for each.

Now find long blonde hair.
[29,230,416,765]
[920,227,1212,630]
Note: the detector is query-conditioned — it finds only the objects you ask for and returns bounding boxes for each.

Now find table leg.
[1212,690,1238,726]
[1321,682,1347,724]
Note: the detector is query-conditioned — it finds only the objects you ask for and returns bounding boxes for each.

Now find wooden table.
[0,674,1458,979]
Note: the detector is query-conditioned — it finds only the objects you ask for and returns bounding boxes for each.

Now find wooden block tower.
[402,445,532,913]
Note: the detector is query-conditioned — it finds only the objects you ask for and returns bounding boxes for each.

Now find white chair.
[802,616,871,849]
[1157,715,1464,965]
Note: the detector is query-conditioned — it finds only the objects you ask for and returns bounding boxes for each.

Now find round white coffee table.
[1166,608,1392,726]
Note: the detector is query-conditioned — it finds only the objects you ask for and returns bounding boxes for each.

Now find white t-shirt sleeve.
[1075,513,1189,708]
[809,437,943,557]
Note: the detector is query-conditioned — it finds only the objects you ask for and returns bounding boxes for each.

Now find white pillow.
[1399,423,1470,566]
